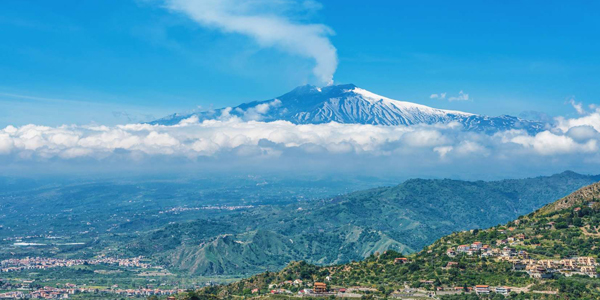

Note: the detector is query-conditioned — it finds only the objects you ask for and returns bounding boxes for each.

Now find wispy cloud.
[0,92,84,105]
[430,92,446,100]
[0,91,162,126]
[448,90,469,102]
[430,91,469,102]
[163,0,338,85]
[569,98,585,115]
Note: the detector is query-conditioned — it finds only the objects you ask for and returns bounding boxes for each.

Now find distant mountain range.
[127,171,599,276]
[151,84,546,134]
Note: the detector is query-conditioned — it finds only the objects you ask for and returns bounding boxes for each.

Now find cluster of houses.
[0,256,151,273]
[264,279,334,296]
[416,280,514,296]
[446,237,528,258]
[262,276,522,298]
[0,291,25,299]
[0,285,182,299]
[2,235,45,242]
[509,256,598,279]
[266,277,517,298]
[445,238,599,279]
[159,205,254,214]
[472,285,511,296]
[393,285,513,298]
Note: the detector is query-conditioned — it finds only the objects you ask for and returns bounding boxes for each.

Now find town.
[0,256,152,273]
[158,205,255,214]
[0,283,182,299]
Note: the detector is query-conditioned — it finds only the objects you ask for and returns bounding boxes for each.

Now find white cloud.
[178,115,200,125]
[433,146,453,158]
[191,138,220,156]
[511,131,597,155]
[555,111,600,133]
[144,132,180,147]
[430,93,446,100]
[455,140,487,156]
[165,0,338,85]
[0,110,599,175]
[431,91,468,102]
[569,98,585,115]
[241,99,282,120]
[0,133,14,154]
[566,126,600,142]
[402,130,448,147]
[448,90,469,102]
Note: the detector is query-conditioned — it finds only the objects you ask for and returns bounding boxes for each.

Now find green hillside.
[126,171,600,276]
[202,181,600,299]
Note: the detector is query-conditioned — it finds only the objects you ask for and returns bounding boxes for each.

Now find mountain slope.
[126,171,600,276]
[537,181,600,215]
[150,84,545,134]
[207,181,600,299]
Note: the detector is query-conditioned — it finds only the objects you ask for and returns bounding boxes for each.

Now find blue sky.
[0,0,598,126]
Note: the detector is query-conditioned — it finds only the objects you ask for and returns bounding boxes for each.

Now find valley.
[1,171,599,299]
[4,1,599,299]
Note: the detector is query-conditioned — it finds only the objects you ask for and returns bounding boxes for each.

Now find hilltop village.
[237,249,597,299]
[446,237,598,279]
[254,275,521,298]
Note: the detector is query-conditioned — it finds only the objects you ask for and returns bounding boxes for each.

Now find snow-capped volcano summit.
[151,84,545,134]
[287,84,474,125]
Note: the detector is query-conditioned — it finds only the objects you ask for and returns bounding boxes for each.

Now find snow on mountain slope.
[150,84,545,134]
[294,85,474,126]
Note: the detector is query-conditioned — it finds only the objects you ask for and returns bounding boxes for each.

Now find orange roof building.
[314,282,327,293]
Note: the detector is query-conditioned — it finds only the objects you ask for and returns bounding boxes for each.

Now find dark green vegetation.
[127,171,600,276]
[205,181,600,299]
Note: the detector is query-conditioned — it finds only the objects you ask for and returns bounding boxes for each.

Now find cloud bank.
[165,0,338,85]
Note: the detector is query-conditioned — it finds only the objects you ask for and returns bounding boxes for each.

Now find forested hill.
[203,181,600,299]
[126,171,600,277]
[310,170,600,249]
